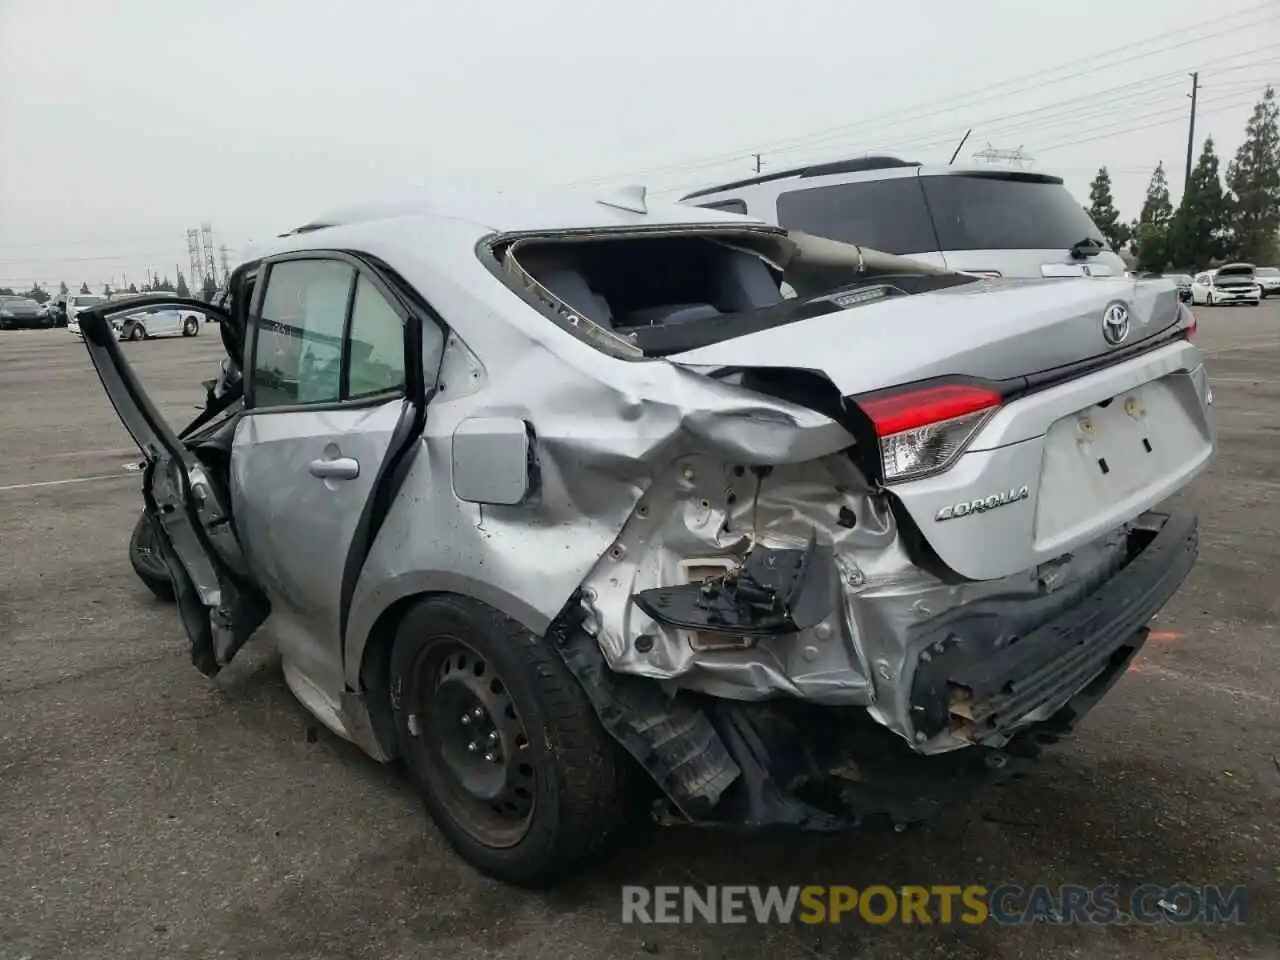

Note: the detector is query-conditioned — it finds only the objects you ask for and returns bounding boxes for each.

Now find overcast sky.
[1,0,1277,290]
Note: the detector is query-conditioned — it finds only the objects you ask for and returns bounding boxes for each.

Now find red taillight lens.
[857,382,1003,483]
[860,384,1003,436]
[1183,312,1197,340]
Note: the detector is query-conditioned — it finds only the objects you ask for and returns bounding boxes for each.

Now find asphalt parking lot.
[1,309,1278,960]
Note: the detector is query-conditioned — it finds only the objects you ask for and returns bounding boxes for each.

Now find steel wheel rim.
[412,636,537,848]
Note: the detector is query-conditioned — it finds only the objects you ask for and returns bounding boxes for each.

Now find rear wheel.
[183,316,199,336]
[126,322,146,341]
[1206,291,1215,306]
[390,595,632,887]
[129,510,175,602]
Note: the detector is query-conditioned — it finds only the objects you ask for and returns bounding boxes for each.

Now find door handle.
[309,456,360,480]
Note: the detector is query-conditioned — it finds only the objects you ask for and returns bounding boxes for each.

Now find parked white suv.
[680,156,1126,281]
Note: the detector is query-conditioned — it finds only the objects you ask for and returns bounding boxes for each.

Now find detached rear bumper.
[908,508,1198,746]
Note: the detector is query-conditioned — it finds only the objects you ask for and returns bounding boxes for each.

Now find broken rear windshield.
[493,229,975,359]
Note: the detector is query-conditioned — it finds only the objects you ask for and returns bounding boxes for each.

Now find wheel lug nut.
[467,741,478,753]
[471,707,484,720]
[484,752,497,762]
[460,714,471,726]
[487,731,498,743]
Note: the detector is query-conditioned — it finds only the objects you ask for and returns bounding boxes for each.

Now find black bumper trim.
[909,509,1199,740]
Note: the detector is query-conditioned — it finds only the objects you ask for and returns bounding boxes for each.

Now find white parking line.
[0,473,134,493]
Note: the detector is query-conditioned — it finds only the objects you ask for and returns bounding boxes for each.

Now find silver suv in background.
[680,156,1126,281]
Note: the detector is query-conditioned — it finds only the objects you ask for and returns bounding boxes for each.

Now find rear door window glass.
[775,178,938,255]
[255,259,353,407]
[920,175,1104,251]
[347,275,406,399]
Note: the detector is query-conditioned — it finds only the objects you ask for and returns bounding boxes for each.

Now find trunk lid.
[669,275,1183,395]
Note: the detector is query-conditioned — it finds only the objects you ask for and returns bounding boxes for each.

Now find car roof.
[679,156,1065,201]
[268,182,769,245]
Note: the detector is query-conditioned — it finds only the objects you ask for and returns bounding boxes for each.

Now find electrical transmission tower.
[972,144,1034,168]
[186,229,202,290]
[201,223,217,289]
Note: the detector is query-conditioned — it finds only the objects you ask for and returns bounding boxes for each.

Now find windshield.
[775,172,1105,255]
[920,174,1105,251]
[1,297,37,307]
[775,178,938,255]
[1255,267,1278,276]
[1216,264,1255,278]
[73,295,106,306]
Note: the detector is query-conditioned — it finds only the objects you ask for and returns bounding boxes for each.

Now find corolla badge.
[935,485,1030,522]
[1102,302,1131,345]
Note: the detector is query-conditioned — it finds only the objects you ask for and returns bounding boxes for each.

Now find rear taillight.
[857,382,1002,483]
[1183,313,1197,341]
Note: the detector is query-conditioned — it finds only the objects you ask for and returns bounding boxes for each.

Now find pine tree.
[58,281,69,296]
[1226,86,1280,264]
[1087,167,1129,250]
[1132,162,1174,272]
[24,282,49,304]
[176,272,191,298]
[1168,138,1230,269]
[128,282,139,294]
[79,282,91,294]
[102,283,112,297]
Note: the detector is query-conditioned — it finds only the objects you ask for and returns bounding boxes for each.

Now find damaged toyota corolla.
[78,184,1214,887]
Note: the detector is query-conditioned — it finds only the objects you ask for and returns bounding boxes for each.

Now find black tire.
[183,316,199,336]
[125,322,145,341]
[129,511,175,602]
[390,595,632,887]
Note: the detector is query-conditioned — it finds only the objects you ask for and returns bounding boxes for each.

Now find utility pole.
[752,153,763,174]
[1184,71,1199,193]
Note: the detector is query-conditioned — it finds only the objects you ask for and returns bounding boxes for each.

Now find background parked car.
[680,155,1127,280]
[0,295,49,329]
[1191,264,1262,306]
[112,304,204,341]
[1254,266,1280,298]
[64,293,109,335]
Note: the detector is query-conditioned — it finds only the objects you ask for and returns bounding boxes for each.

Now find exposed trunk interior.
[498,230,974,358]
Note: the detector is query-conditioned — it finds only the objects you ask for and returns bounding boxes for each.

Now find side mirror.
[451,417,538,505]
[1179,288,1192,303]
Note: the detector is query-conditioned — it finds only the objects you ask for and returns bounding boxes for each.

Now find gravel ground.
[1,309,1277,960]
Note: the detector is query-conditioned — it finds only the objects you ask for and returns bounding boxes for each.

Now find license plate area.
[1033,375,1206,548]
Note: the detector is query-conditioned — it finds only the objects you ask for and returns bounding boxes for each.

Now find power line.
[562,7,1277,188]
[1034,92,1259,152]
[631,53,1277,194]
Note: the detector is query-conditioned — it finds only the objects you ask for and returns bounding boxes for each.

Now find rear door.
[76,294,270,676]
[230,252,435,696]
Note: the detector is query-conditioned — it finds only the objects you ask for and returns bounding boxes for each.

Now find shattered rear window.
[493,228,974,360]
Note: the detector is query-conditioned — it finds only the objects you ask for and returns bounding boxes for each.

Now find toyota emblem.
[1102,302,1131,345]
